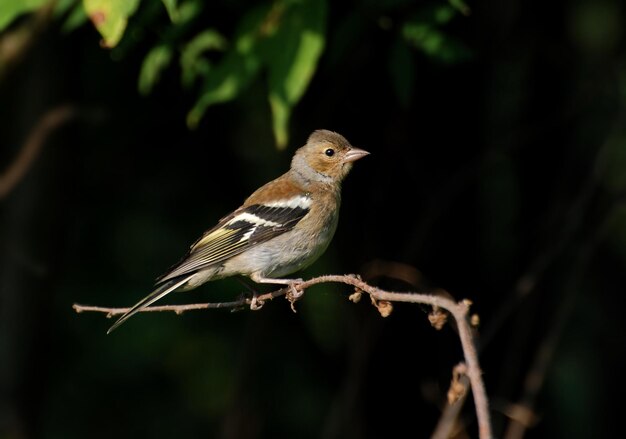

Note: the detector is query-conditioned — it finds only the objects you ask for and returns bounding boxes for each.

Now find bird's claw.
[286,280,304,312]
[250,294,265,311]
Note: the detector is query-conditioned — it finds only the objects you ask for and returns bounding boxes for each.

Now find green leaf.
[176,0,202,24]
[402,21,471,63]
[180,29,227,88]
[448,0,471,16]
[54,0,78,17]
[187,50,261,129]
[138,44,173,95]
[161,0,178,22]
[433,5,456,24]
[0,0,49,31]
[59,2,88,34]
[186,5,268,129]
[264,0,327,149]
[82,0,140,48]
[400,4,471,64]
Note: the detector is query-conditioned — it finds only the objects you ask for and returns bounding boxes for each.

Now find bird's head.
[292,129,369,183]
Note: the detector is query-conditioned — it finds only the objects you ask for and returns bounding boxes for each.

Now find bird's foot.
[285,279,304,312]
[249,294,265,311]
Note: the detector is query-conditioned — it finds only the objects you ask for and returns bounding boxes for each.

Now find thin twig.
[432,363,471,439]
[73,273,493,439]
[0,104,76,199]
[72,286,290,317]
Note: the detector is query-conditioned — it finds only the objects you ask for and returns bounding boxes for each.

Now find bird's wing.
[107,202,310,333]
[156,203,310,283]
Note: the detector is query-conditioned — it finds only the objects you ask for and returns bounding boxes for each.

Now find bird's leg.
[235,277,265,311]
[249,295,265,311]
[236,276,258,294]
[255,276,304,297]
[250,275,305,311]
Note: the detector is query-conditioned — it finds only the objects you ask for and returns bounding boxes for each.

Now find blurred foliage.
[0,0,48,30]
[0,0,469,148]
[82,0,141,48]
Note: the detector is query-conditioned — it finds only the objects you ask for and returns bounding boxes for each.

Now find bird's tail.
[107,275,192,334]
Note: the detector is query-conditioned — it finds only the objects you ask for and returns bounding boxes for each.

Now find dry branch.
[73,273,493,439]
[0,104,76,199]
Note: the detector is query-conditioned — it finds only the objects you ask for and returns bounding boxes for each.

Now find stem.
[73,273,492,439]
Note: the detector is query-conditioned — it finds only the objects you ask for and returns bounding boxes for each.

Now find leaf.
[412,4,458,25]
[59,2,88,34]
[175,0,202,24]
[138,44,173,95]
[402,21,471,63]
[400,4,471,64]
[186,50,261,129]
[448,0,471,16]
[264,0,327,149]
[186,5,268,129]
[0,0,49,31]
[82,0,140,48]
[161,0,178,22]
[180,29,227,88]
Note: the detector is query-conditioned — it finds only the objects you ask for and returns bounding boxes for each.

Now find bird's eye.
[325,148,335,157]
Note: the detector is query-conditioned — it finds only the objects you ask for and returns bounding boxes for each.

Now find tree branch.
[432,364,471,439]
[73,273,493,439]
[0,104,76,199]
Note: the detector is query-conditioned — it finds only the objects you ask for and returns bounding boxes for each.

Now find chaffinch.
[108,129,369,333]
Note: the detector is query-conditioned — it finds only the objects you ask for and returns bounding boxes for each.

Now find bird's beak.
[344,147,370,163]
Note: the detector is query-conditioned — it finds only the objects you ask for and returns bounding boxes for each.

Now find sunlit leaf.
[138,44,173,95]
[82,0,140,48]
[187,5,268,129]
[0,0,49,31]
[264,0,327,149]
[180,29,227,88]
[161,0,178,22]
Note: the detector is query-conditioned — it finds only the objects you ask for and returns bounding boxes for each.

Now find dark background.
[2,0,626,438]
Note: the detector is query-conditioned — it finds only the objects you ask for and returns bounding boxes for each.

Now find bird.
[107,129,369,333]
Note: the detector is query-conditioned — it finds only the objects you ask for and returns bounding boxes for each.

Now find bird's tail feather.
[107,275,192,334]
